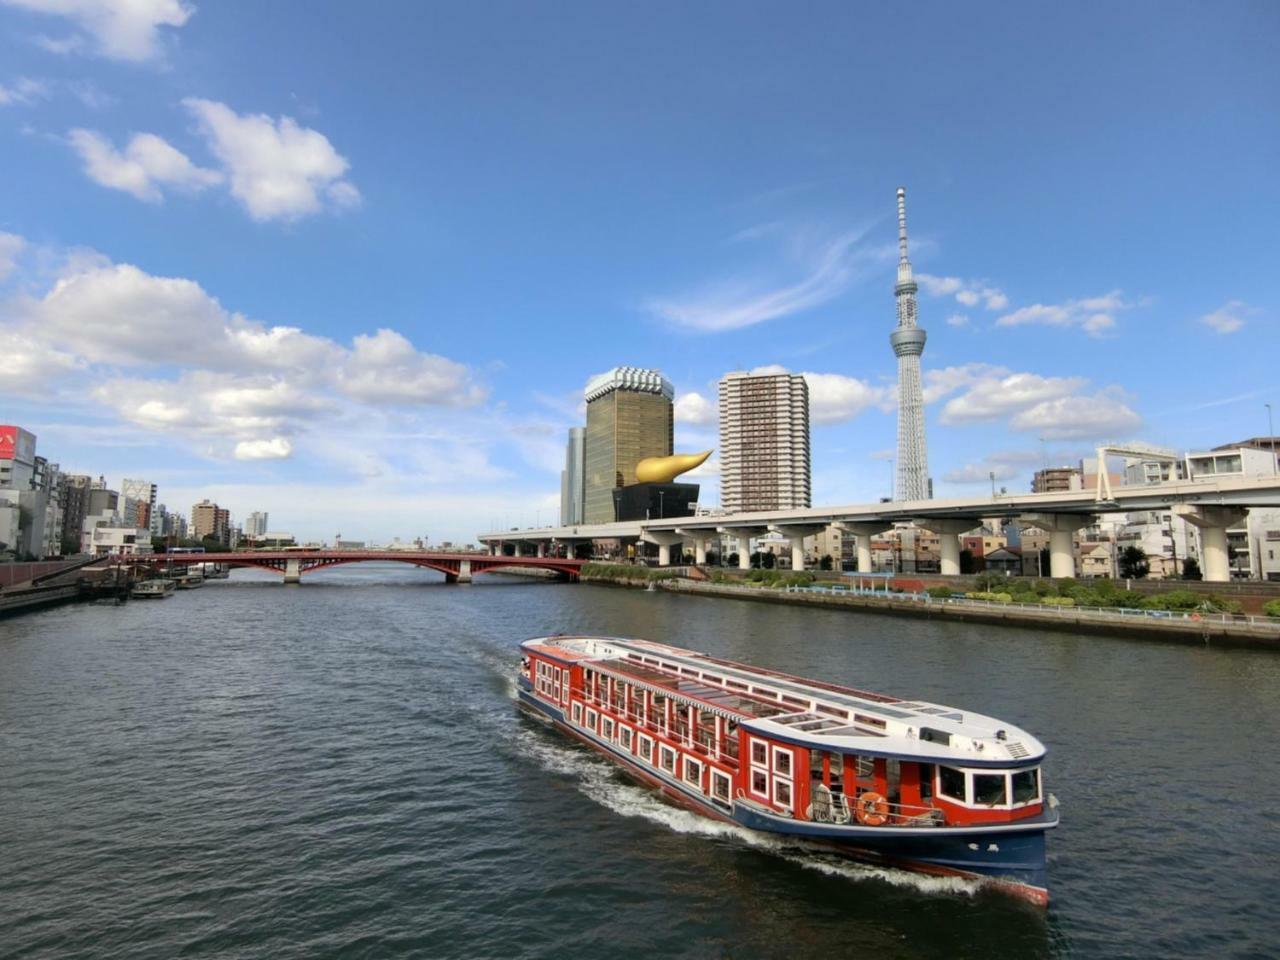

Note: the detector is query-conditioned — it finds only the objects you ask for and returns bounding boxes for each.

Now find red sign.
[0,426,35,465]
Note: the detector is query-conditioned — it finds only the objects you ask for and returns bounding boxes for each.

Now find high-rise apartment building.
[559,428,585,526]
[1031,467,1083,493]
[582,367,673,524]
[192,499,231,545]
[246,511,269,537]
[718,370,811,513]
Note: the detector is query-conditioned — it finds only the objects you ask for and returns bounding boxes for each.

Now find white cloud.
[1010,390,1141,440]
[922,363,1007,404]
[0,76,48,105]
[235,437,293,461]
[1199,300,1249,335]
[647,228,875,332]
[68,128,222,202]
[940,372,1086,424]
[802,372,888,424]
[0,232,25,281]
[995,290,1129,338]
[917,274,1008,311]
[945,313,970,327]
[4,253,485,459]
[674,391,715,425]
[340,329,486,407]
[184,98,360,222]
[2,0,193,62]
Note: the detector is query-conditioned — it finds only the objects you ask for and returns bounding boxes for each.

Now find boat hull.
[518,680,1051,905]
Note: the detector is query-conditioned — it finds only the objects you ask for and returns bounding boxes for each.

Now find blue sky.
[1,1,1277,542]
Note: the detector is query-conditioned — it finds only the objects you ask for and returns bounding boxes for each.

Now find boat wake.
[514,724,982,900]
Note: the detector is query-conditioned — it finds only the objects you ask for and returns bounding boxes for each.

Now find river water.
[1,565,1277,959]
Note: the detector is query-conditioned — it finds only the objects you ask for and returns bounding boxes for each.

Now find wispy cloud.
[1198,300,1251,335]
[646,227,880,332]
[995,290,1130,338]
[918,273,1008,310]
[3,0,193,63]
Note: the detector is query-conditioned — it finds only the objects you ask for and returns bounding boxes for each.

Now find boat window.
[973,773,1007,806]
[939,765,966,802]
[855,755,875,779]
[601,718,614,740]
[660,746,677,774]
[773,779,792,807]
[712,771,731,803]
[751,770,768,795]
[639,735,653,762]
[572,703,583,725]
[854,713,887,730]
[1012,768,1040,804]
[816,704,849,720]
[750,740,767,765]
[919,727,950,745]
[919,764,934,802]
[684,757,702,786]
[772,749,792,777]
[620,727,633,751]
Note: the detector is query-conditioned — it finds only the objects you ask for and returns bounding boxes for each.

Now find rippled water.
[2,565,1278,959]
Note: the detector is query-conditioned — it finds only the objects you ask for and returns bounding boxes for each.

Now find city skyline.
[1,3,1277,542]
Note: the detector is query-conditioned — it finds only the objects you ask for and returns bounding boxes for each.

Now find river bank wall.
[580,573,1280,649]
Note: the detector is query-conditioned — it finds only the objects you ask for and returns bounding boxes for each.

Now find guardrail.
[779,583,1280,631]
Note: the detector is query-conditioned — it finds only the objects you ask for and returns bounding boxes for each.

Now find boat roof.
[522,635,1046,767]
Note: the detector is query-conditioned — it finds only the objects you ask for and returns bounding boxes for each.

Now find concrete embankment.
[0,561,130,618]
[580,574,1280,649]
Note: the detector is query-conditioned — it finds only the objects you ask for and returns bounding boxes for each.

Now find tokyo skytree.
[890,187,929,501]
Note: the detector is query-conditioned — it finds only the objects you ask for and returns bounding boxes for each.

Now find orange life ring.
[855,791,889,826]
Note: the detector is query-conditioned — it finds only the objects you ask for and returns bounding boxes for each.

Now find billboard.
[0,426,36,465]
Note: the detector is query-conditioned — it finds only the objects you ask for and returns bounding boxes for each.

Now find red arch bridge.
[122,551,584,584]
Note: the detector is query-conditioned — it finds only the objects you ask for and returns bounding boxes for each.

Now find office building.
[121,478,158,529]
[582,367,673,524]
[560,427,585,526]
[718,370,811,513]
[1031,467,1083,493]
[192,499,231,545]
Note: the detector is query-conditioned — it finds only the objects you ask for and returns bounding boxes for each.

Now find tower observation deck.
[892,187,929,501]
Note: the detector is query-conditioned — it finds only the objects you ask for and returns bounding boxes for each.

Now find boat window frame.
[773,776,793,809]
[771,745,793,778]
[619,725,633,752]
[710,769,732,808]
[601,717,614,741]
[684,756,703,789]
[937,765,1043,810]
[638,733,654,763]
[585,707,598,731]
[571,702,583,725]
[750,768,768,798]
[659,744,678,775]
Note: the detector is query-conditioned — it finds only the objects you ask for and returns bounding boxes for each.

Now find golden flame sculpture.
[634,450,712,484]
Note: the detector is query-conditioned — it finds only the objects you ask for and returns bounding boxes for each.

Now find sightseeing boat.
[517,635,1058,904]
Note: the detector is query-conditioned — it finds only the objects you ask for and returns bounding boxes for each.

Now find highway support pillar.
[1020,513,1095,580]
[833,522,888,574]
[641,530,685,567]
[676,529,716,566]
[916,519,975,577]
[1173,504,1247,583]
[769,524,829,572]
[456,559,472,584]
[718,526,768,570]
[283,558,302,584]
[536,542,546,558]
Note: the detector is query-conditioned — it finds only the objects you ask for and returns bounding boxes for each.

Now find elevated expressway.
[479,474,1280,583]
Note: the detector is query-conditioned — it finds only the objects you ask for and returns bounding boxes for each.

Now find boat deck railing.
[807,786,943,828]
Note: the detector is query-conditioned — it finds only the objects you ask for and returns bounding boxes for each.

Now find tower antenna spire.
[890,187,929,500]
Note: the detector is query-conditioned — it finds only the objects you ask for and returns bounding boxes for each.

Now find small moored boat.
[131,579,176,599]
[517,635,1058,904]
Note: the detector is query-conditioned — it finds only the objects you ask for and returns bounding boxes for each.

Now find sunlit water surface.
[2,565,1278,959]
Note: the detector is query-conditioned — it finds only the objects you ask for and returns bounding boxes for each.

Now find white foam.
[518,727,982,900]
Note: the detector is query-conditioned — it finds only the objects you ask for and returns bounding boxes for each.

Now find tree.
[819,554,833,571]
[1119,546,1150,579]
[1181,558,1203,581]
[761,552,776,570]
[726,552,739,567]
